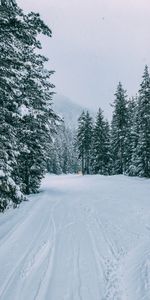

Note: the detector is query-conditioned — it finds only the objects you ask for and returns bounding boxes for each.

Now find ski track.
[0,174,150,300]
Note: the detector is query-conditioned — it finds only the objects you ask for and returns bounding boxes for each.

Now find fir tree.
[133,66,150,177]
[16,49,56,194]
[103,120,112,175]
[92,108,111,175]
[0,0,24,209]
[125,96,138,175]
[77,111,93,174]
[111,82,128,174]
[0,0,58,207]
[12,6,57,194]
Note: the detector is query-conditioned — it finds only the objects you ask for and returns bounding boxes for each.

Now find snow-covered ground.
[0,174,150,300]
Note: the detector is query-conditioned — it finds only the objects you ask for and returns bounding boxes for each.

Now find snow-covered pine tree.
[133,66,150,177]
[92,108,111,175]
[111,82,128,174]
[15,13,57,194]
[77,111,86,174]
[0,0,58,206]
[103,120,112,175]
[71,129,81,174]
[77,111,93,174]
[125,96,138,175]
[0,0,25,210]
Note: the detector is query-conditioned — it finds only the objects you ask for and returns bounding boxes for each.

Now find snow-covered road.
[0,174,150,300]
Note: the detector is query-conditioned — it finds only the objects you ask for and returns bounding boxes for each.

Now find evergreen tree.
[133,66,150,177]
[16,50,56,194]
[77,111,93,174]
[77,111,86,174]
[0,0,24,209]
[103,120,112,175]
[111,82,128,174]
[14,6,57,194]
[92,108,111,175]
[0,0,58,207]
[125,96,138,175]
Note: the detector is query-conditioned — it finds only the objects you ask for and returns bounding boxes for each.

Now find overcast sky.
[18,0,150,118]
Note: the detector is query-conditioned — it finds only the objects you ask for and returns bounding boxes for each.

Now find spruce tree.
[12,5,57,194]
[16,50,56,194]
[77,111,93,174]
[92,108,110,175]
[111,82,128,174]
[103,120,112,175]
[125,96,138,175]
[0,0,24,209]
[133,66,150,177]
[77,111,86,174]
[0,0,58,207]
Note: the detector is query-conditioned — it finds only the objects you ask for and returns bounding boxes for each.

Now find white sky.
[18,0,150,118]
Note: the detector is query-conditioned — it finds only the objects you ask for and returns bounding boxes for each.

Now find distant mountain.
[53,94,94,128]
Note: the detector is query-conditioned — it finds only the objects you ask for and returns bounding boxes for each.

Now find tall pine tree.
[0,0,24,210]
[77,111,93,174]
[133,66,150,177]
[0,0,58,208]
[111,82,128,174]
[92,108,111,175]
[125,96,138,175]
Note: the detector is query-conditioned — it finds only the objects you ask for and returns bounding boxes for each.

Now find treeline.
[77,66,150,177]
[0,0,58,211]
[47,125,79,175]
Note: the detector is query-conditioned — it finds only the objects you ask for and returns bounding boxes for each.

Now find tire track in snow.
[20,240,51,279]
[0,195,45,249]
[33,207,57,300]
[76,245,82,300]
[0,214,52,299]
[72,243,83,300]
[20,214,54,281]
[82,204,123,300]
[0,199,60,300]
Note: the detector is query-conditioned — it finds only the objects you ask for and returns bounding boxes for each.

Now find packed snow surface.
[0,174,150,300]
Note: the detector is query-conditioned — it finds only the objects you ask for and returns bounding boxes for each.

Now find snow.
[18,104,30,117]
[0,174,150,300]
[0,170,5,177]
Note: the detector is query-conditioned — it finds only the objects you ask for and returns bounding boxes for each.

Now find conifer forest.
[0,1,150,211]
